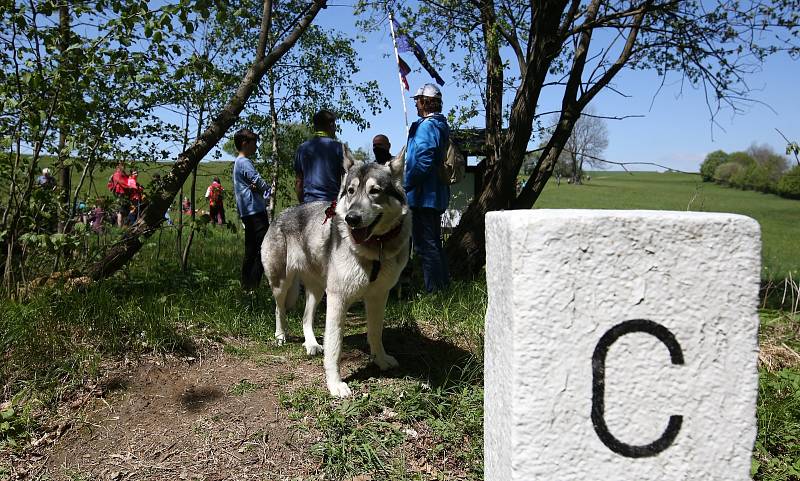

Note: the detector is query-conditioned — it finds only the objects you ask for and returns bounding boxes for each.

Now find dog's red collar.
[322,201,337,224]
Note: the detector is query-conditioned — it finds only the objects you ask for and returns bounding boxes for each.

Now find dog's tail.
[285,277,301,310]
[262,224,301,309]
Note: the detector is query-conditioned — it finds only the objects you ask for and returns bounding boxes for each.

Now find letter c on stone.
[591,318,684,458]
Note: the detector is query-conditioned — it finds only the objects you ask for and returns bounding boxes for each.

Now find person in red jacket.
[205,177,226,225]
[125,170,144,224]
[107,163,130,227]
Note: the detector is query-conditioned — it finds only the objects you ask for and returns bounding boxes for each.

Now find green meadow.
[1,169,798,479]
[535,171,800,280]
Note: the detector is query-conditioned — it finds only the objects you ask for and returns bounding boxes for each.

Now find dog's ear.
[342,144,363,172]
[388,145,405,180]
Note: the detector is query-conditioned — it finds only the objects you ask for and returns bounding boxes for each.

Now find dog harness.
[323,201,405,282]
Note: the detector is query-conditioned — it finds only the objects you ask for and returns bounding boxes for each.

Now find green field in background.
[534,171,800,280]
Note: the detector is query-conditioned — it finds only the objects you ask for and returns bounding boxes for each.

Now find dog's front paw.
[327,381,352,398]
[275,334,286,346]
[373,354,399,371]
[304,342,323,356]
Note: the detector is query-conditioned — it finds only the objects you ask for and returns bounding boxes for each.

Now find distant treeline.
[700,145,800,199]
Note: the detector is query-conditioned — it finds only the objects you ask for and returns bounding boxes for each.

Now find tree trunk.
[180,165,198,272]
[444,1,567,280]
[57,4,71,230]
[176,105,191,260]
[181,105,204,273]
[268,72,279,221]
[85,0,325,281]
[570,152,581,184]
[480,0,503,170]
[443,0,643,280]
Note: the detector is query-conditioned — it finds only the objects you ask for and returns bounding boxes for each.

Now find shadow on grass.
[342,324,480,390]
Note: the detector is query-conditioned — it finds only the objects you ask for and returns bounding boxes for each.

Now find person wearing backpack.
[205,176,226,225]
[404,83,451,293]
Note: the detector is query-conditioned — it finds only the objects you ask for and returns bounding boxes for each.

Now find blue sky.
[310,7,800,173]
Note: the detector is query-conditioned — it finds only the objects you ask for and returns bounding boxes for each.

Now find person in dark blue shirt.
[294,110,345,203]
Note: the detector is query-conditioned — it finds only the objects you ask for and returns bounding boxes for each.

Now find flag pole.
[387,9,409,129]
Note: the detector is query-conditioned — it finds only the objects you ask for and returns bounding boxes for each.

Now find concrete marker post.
[484,210,761,481]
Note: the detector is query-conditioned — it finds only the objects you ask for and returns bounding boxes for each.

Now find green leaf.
[750,459,760,477]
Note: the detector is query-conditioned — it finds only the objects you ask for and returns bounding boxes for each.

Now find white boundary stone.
[485,209,761,481]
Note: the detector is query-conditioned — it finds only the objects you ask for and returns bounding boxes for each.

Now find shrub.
[730,164,752,188]
[728,151,757,168]
[714,161,744,184]
[748,143,789,183]
[743,165,774,193]
[700,150,729,181]
[777,165,800,199]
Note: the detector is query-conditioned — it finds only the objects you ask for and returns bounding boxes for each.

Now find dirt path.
[10,340,349,480]
[4,322,479,481]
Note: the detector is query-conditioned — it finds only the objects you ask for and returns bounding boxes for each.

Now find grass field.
[535,171,800,280]
[1,169,799,479]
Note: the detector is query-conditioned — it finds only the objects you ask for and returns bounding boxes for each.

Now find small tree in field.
[563,109,608,184]
[747,143,788,184]
[700,150,730,181]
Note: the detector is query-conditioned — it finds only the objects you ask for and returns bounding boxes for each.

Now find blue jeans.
[412,208,449,293]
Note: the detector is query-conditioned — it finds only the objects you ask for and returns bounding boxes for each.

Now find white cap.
[412,83,442,99]
[42,167,50,175]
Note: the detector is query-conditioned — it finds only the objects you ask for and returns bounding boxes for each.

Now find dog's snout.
[345,212,361,227]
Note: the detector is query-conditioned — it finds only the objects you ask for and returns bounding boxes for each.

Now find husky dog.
[260,152,410,397]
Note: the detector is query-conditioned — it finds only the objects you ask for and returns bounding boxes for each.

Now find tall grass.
[1,228,275,403]
[2,180,799,479]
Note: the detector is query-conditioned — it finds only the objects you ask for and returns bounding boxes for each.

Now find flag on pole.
[392,18,445,86]
[388,10,409,128]
[398,55,411,90]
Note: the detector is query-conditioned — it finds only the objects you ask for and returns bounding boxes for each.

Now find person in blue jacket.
[232,128,271,290]
[405,83,451,293]
[294,109,345,203]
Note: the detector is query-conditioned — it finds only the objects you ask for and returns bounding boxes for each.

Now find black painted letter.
[591,318,684,458]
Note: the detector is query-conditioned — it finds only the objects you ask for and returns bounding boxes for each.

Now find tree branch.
[85,0,327,281]
[257,0,274,61]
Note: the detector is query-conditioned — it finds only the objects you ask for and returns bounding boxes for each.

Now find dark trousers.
[412,208,449,293]
[241,212,269,290]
